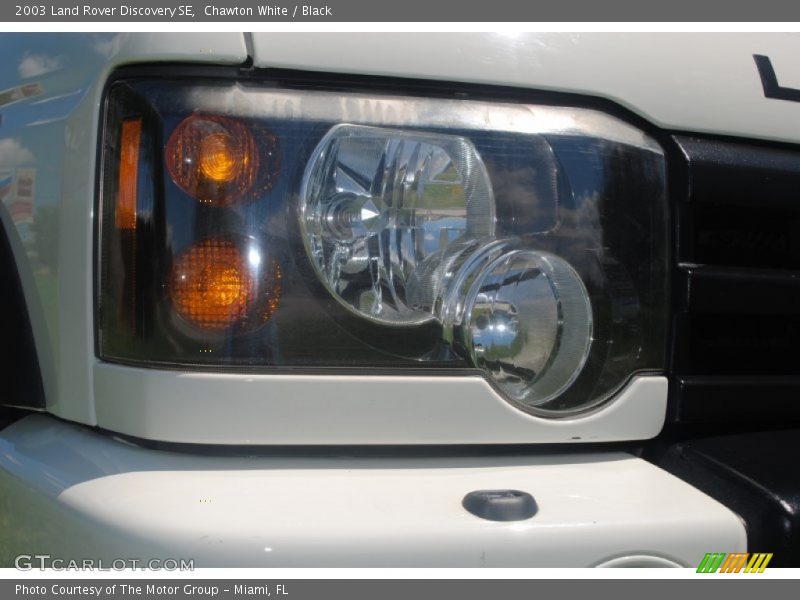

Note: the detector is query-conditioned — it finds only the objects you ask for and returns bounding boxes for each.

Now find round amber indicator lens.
[198,132,241,183]
[170,240,254,331]
[166,114,270,205]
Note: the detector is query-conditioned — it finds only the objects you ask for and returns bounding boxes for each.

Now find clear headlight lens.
[439,240,593,409]
[301,125,495,326]
[98,76,667,416]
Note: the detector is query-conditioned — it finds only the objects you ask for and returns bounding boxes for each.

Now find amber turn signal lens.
[115,118,141,230]
[199,132,240,183]
[165,114,278,205]
[170,240,254,331]
[169,239,283,332]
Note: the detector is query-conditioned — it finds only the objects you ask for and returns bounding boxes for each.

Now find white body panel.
[95,366,666,444]
[0,415,746,567]
[252,32,800,145]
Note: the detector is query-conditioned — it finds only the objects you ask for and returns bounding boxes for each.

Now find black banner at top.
[3,0,800,22]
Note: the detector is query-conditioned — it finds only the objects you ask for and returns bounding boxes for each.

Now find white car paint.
[252,32,800,145]
[0,415,746,567]
[94,366,667,445]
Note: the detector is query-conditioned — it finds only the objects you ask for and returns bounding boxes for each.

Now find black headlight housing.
[97,72,668,416]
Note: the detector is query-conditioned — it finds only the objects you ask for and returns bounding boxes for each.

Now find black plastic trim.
[675,134,800,211]
[668,134,800,426]
[658,429,800,566]
[677,264,800,316]
[669,376,800,425]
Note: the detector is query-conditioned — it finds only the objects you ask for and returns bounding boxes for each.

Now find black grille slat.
[670,136,800,427]
[678,264,800,315]
[679,136,800,210]
[674,314,800,376]
[671,376,800,425]
[684,203,800,270]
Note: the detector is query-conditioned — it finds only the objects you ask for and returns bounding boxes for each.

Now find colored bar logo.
[697,552,773,573]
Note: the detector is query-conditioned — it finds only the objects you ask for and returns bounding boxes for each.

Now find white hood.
[250,32,800,144]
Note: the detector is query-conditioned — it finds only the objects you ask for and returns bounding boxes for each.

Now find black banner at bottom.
[3,579,796,600]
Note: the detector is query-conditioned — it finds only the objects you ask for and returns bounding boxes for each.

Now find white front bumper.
[0,415,745,567]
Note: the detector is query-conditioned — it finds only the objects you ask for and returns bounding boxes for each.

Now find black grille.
[670,136,800,426]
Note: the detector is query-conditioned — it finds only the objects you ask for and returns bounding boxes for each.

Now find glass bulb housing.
[445,244,593,411]
[300,125,496,326]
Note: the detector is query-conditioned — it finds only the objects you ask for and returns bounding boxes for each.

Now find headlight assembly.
[98,76,667,417]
